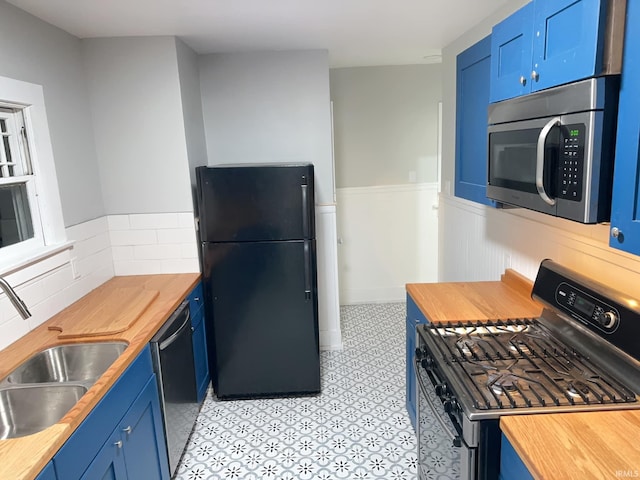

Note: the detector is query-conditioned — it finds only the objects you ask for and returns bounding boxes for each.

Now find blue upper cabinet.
[532,0,606,91]
[455,35,496,206]
[490,0,606,103]
[609,0,640,255]
[490,3,533,102]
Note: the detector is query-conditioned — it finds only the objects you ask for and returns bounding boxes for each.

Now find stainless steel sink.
[2,342,128,386]
[0,384,88,439]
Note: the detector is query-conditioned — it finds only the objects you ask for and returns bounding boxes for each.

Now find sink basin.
[2,342,128,385]
[0,384,88,439]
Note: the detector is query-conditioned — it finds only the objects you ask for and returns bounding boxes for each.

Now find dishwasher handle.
[159,310,192,351]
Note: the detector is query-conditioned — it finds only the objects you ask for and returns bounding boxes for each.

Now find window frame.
[0,75,66,273]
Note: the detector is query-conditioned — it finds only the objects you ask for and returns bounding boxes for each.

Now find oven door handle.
[416,361,462,448]
[535,116,561,206]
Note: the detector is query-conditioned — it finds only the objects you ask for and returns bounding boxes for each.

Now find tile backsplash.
[108,213,199,275]
[0,212,200,351]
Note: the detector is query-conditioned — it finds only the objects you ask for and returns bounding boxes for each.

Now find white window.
[0,75,66,272]
[0,106,41,251]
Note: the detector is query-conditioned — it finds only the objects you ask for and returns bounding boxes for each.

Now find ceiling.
[7,0,509,68]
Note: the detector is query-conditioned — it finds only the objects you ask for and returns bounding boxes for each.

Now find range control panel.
[555,282,620,333]
[558,124,585,202]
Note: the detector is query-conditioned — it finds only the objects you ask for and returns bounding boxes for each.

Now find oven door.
[416,359,475,480]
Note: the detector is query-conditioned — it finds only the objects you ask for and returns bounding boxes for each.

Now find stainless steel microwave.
[487,77,620,223]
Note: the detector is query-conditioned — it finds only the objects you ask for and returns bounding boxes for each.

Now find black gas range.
[415,260,640,480]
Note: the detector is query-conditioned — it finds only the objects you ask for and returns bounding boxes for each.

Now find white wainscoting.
[336,183,439,304]
[439,194,640,295]
[316,205,343,350]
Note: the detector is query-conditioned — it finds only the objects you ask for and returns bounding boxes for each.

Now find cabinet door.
[405,293,428,431]
[54,347,155,480]
[531,0,606,92]
[609,0,640,254]
[80,430,127,480]
[35,462,57,480]
[455,35,496,207]
[121,376,170,480]
[499,434,534,480]
[490,2,533,103]
[192,308,210,402]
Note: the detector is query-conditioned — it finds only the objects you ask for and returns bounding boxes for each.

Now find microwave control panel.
[559,124,585,202]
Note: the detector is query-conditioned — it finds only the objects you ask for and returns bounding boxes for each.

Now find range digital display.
[574,295,595,317]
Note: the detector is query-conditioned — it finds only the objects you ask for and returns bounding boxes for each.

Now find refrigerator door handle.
[304,240,312,300]
[301,183,309,237]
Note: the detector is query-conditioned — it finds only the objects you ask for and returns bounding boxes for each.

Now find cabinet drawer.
[54,346,154,480]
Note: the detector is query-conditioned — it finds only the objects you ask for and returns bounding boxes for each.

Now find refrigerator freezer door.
[202,239,320,399]
[196,164,315,243]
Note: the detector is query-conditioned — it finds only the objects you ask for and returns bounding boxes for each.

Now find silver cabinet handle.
[611,227,621,238]
[123,426,132,434]
[194,297,200,301]
[536,117,561,206]
[114,440,123,449]
[519,75,526,86]
[531,70,539,81]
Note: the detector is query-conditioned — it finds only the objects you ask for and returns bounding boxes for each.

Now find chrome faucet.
[0,277,31,319]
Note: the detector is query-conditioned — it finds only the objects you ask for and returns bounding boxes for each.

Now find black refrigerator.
[195,164,321,399]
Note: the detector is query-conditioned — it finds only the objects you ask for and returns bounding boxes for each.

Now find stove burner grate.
[424,318,638,411]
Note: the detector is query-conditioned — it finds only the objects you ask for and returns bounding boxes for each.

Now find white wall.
[175,38,208,194]
[439,1,640,297]
[337,184,439,303]
[81,36,194,215]
[330,64,442,187]
[199,50,335,205]
[0,0,103,227]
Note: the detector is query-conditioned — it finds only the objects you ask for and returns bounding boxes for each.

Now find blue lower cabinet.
[120,377,170,480]
[500,433,534,480]
[406,293,428,431]
[191,306,210,402]
[53,346,169,480]
[80,429,127,480]
[35,462,57,480]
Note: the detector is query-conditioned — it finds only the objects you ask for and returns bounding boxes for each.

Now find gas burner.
[456,337,487,357]
[566,381,591,399]
[487,370,522,395]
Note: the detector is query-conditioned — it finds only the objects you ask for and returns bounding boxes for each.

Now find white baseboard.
[340,286,406,305]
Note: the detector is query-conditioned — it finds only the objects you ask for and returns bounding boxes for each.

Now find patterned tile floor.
[175,303,417,479]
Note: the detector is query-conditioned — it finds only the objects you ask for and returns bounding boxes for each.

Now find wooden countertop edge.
[501,410,640,480]
[0,273,200,480]
[406,268,543,322]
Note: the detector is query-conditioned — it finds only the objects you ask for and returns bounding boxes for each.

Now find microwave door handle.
[536,117,561,206]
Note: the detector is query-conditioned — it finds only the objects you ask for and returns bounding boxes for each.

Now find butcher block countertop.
[501,411,640,479]
[0,273,200,480]
[406,269,543,322]
[407,269,640,479]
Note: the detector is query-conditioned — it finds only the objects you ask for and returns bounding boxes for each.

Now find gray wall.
[81,36,193,215]
[175,38,208,194]
[330,64,442,187]
[0,0,103,227]
[199,50,335,205]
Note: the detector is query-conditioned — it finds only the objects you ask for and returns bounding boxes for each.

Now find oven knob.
[435,384,448,396]
[597,311,618,328]
[443,399,458,414]
[421,356,434,370]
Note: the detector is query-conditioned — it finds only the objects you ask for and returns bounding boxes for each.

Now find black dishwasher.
[150,300,199,476]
